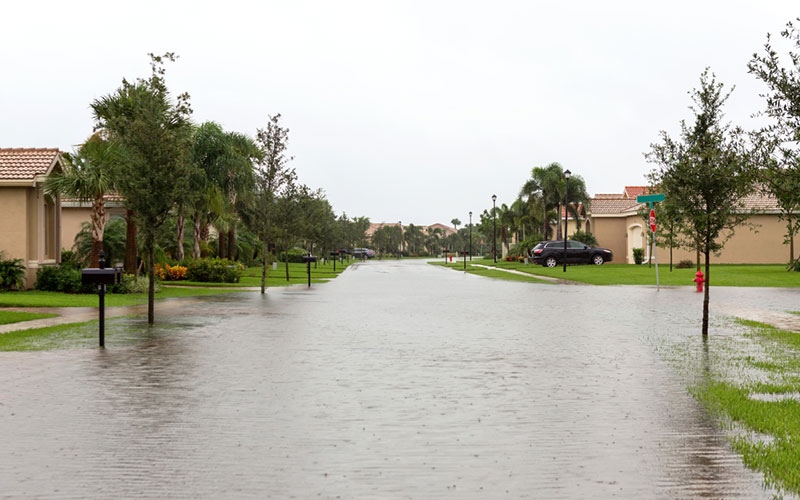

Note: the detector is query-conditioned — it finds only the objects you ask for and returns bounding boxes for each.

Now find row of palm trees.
[476,162,590,257]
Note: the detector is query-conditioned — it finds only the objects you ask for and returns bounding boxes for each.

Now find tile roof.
[593,193,623,199]
[739,190,781,212]
[589,188,781,215]
[0,148,60,180]
[623,186,649,199]
[588,197,642,215]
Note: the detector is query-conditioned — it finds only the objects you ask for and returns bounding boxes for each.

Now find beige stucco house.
[0,148,63,286]
[588,186,794,265]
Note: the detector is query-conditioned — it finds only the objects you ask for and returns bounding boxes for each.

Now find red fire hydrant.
[449,253,453,262]
[694,270,705,293]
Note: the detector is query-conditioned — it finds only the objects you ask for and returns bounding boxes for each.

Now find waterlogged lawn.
[429,261,551,284]
[0,310,57,325]
[165,261,352,288]
[473,259,800,287]
[678,319,800,494]
[0,287,244,308]
[0,316,189,351]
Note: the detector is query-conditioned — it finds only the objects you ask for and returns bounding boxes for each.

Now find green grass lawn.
[690,319,800,494]
[164,261,352,288]
[471,259,800,287]
[0,310,58,325]
[429,261,551,284]
[0,286,245,308]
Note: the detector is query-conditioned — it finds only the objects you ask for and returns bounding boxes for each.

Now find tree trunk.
[702,247,710,338]
[192,212,201,259]
[696,247,701,272]
[124,209,137,276]
[284,241,290,281]
[219,231,227,259]
[227,227,236,261]
[148,237,155,325]
[176,213,185,261]
[261,242,268,294]
[90,195,107,268]
[789,215,795,270]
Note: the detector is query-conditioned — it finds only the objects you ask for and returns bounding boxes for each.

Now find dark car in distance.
[351,248,376,259]
[531,240,613,267]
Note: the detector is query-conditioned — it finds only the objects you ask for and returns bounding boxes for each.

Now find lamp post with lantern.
[492,194,497,263]
[563,169,571,272]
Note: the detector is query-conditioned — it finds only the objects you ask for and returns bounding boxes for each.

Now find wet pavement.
[2,259,799,498]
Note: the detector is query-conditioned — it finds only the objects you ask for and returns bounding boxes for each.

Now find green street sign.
[636,193,665,203]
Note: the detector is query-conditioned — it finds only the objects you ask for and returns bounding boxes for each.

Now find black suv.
[531,240,613,267]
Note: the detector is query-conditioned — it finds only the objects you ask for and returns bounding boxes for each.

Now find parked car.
[351,248,376,259]
[530,240,612,267]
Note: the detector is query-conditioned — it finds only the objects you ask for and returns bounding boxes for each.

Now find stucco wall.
[61,206,93,252]
[659,214,796,265]
[592,212,798,265]
[0,187,29,261]
[590,216,628,263]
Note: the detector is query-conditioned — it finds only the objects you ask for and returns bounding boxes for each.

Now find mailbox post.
[442,248,448,264]
[330,251,339,272]
[460,251,468,270]
[81,251,122,348]
[303,255,317,287]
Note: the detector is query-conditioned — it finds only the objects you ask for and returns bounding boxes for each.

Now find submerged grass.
[429,261,551,284]
[0,310,58,325]
[0,287,244,308]
[687,319,800,494]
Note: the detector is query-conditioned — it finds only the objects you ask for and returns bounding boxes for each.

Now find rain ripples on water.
[3,260,799,498]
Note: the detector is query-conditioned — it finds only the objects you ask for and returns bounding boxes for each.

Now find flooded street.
[2,259,798,499]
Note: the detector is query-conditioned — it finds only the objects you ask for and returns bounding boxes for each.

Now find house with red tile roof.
[586,186,794,265]
[0,148,65,286]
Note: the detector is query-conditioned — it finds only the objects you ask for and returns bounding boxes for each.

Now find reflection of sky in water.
[1,262,796,498]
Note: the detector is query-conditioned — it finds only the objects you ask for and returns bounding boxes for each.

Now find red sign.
[649,209,656,233]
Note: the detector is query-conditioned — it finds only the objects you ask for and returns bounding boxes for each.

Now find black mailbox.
[302,256,318,263]
[81,267,123,286]
[459,251,469,256]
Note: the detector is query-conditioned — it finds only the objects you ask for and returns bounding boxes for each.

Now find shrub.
[571,230,598,247]
[676,259,694,269]
[789,259,800,272]
[59,250,82,270]
[0,253,26,291]
[186,258,243,283]
[110,274,159,294]
[278,247,308,264]
[632,248,644,265]
[35,265,93,293]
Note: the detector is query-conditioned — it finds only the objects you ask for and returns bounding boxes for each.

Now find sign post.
[637,193,665,291]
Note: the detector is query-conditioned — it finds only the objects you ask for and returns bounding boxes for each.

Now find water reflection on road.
[3,259,798,498]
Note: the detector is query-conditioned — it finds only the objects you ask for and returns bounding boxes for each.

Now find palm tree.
[451,218,461,231]
[45,134,120,267]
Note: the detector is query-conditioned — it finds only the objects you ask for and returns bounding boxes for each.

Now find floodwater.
[2,259,799,499]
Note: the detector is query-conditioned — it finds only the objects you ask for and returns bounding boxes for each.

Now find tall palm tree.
[45,134,121,267]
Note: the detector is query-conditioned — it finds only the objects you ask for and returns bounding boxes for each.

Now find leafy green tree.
[748,20,800,269]
[647,69,754,336]
[45,134,121,267]
[91,52,194,324]
[450,218,461,231]
[240,114,293,292]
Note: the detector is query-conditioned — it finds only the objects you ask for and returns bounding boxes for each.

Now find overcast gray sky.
[2,1,797,226]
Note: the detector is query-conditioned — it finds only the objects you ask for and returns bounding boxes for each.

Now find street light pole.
[398,220,402,259]
[563,169,571,272]
[468,211,472,261]
[492,194,497,263]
